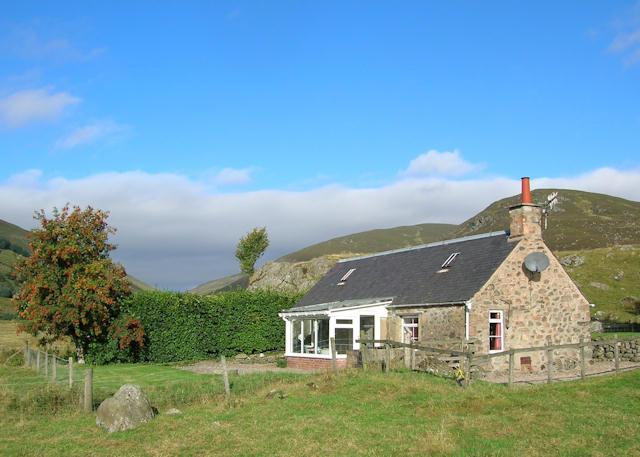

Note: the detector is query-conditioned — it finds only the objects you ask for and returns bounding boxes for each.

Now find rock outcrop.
[248,256,342,293]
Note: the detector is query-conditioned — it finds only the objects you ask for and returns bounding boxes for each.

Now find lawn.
[1,363,639,456]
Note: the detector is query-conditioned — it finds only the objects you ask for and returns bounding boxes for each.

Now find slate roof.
[289,231,517,311]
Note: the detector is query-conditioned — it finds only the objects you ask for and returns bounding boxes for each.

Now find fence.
[357,335,640,387]
[601,322,640,333]
[22,341,93,411]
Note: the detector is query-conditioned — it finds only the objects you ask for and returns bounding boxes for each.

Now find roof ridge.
[337,230,508,263]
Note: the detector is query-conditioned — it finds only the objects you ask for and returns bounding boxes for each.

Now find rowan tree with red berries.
[13,206,143,362]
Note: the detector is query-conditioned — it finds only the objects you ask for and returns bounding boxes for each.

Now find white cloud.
[0,88,80,128]
[55,121,129,150]
[210,167,253,186]
[1,165,639,291]
[402,150,482,177]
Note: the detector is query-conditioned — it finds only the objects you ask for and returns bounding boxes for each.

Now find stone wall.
[470,235,591,371]
[286,356,349,370]
[389,305,465,342]
[592,339,640,362]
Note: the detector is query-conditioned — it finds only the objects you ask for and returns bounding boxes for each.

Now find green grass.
[558,245,640,322]
[1,364,639,456]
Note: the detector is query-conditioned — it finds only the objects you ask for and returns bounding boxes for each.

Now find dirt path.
[178,360,315,375]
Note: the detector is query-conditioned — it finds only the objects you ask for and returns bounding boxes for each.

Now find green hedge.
[87,289,299,364]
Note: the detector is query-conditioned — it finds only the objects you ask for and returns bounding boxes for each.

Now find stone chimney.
[509,177,542,240]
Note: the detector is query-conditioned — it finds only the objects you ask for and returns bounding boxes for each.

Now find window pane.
[292,320,301,353]
[317,319,330,354]
[360,316,375,340]
[336,319,352,325]
[303,319,314,354]
[335,328,353,354]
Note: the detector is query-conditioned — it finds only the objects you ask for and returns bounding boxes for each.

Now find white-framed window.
[402,316,419,343]
[489,310,504,352]
[290,318,330,355]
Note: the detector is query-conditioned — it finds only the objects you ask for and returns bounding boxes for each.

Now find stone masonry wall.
[592,339,640,362]
[389,305,465,343]
[470,236,591,371]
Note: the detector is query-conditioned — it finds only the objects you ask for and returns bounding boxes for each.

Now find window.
[489,311,504,352]
[337,268,356,285]
[336,319,352,325]
[441,252,460,269]
[335,328,353,354]
[360,315,375,340]
[290,318,330,355]
[402,316,419,343]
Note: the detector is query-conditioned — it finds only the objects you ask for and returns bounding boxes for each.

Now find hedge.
[87,289,300,364]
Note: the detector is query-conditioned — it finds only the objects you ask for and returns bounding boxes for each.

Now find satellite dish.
[524,252,550,273]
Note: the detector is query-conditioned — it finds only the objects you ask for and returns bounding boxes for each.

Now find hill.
[279,223,456,262]
[189,273,249,295]
[453,189,640,251]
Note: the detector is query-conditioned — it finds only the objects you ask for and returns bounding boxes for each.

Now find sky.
[1,1,639,289]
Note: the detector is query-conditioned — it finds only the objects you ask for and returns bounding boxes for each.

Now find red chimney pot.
[521,177,532,204]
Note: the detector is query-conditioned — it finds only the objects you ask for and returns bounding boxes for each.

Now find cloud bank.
[1,161,639,290]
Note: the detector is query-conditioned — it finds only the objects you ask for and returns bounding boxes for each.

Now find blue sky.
[1,1,639,289]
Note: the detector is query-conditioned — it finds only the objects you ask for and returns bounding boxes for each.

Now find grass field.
[1,362,639,456]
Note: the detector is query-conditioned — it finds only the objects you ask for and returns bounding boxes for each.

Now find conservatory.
[279,298,391,367]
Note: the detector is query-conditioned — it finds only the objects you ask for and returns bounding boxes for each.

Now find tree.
[13,206,141,361]
[235,227,269,276]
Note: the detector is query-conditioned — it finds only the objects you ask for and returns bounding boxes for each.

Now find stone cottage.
[280,178,591,371]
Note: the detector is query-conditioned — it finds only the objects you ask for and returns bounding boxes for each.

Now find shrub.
[87,289,300,364]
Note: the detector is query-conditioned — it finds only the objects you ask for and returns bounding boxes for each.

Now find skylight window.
[337,268,356,285]
[441,252,460,269]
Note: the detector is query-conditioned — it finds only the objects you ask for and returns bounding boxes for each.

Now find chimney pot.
[521,177,532,204]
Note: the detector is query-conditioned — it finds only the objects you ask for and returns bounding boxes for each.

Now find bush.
[87,289,300,364]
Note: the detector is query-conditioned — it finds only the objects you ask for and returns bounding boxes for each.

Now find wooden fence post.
[384,343,391,373]
[546,345,553,384]
[36,350,40,372]
[580,338,586,380]
[44,350,49,377]
[614,336,620,373]
[24,341,29,367]
[51,356,57,382]
[68,357,74,388]
[508,350,514,388]
[360,331,367,371]
[464,351,472,388]
[330,337,338,375]
[84,368,93,413]
[220,355,231,401]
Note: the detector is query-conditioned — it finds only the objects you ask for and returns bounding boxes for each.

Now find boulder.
[96,384,155,433]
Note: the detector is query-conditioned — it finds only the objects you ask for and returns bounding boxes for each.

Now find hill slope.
[279,223,456,262]
[453,189,640,251]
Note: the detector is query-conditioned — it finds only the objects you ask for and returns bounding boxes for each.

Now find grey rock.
[96,384,155,433]
[560,255,585,268]
[248,257,338,293]
[589,282,610,291]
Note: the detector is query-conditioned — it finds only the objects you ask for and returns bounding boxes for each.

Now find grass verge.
[0,365,639,456]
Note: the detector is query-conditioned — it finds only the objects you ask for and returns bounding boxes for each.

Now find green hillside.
[278,190,640,263]
[190,272,249,295]
[279,223,456,262]
[558,245,640,323]
[454,189,640,251]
